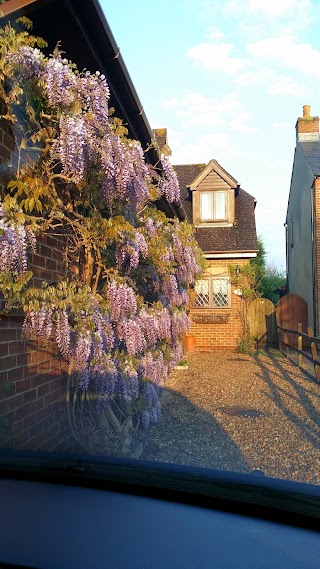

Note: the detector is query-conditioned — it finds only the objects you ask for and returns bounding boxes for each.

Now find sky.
[102,0,320,270]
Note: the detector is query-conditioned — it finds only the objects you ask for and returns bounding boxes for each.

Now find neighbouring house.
[0,0,184,452]
[153,129,258,350]
[286,105,320,334]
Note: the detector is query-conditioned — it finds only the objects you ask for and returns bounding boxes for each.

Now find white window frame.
[194,276,231,309]
[200,191,227,222]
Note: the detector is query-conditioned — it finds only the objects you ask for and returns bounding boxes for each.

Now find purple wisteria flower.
[115,230,148,271]
[77,71,110,129]
[55,310,71,356]
[0,204,35,274]
[102,137,151,209]
[116,318,146,355]
[162,274,187,307]
[158,154,180,203]
[7,45,44,79]
[117,366,139,402]
[173,234,202,284]
[139,351,167,385]
[43,54,77,108]
[54,114,87,182]
[106,281,138,322]
[0,38,204,437]
[144,217,157,237]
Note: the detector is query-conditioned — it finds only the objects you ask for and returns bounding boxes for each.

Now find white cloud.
[268,76,308,96]
[187,42,247,74]
[170,132,233,164]
[234,67,274,87]
[229,111,255,133]
[224,0,311,19]
[195,0,314,41]
[162,92,254,132]
[272,122,290,130]
[187,35,317,95]
[248,36,320,76]
[206,26,225,41]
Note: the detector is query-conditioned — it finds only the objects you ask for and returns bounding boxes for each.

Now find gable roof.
[173,162,257,254]
[189,159,239,190]
[299,141,320,176]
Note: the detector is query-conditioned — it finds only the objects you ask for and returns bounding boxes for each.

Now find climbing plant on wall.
[0,20,203,455]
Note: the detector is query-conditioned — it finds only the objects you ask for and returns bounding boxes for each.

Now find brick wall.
[0,234,76,452]
[0,105,76,452]
[188,258,250,351]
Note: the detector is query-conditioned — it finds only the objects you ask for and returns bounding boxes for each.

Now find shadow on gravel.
[140,386,249,474]
[253,349,320,449]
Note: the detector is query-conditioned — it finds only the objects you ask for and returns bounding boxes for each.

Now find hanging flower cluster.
[115,230,148,271]
[0,204,36,274]
[7,45,44,79]
[0,27,203,434]
[158,154,180,203]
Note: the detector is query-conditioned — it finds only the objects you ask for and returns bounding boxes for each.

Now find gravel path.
[140,348,320,484]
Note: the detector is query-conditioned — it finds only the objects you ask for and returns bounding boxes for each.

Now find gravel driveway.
[140,349,320,484]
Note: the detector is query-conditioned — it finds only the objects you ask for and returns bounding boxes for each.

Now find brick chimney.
[296,105,319,141]
[152,128,168,151]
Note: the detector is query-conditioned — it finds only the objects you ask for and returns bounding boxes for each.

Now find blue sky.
[102,0,320,269]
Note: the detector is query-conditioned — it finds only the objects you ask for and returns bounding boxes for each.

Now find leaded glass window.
[212,278,229,307]
[194,279,210,307]
[194,277,230,308]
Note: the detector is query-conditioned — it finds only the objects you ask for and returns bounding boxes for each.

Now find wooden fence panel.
[276,293,308,348]
[249,298,277,347]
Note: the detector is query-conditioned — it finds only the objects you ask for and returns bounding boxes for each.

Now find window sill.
[193,307,231,311]
[195,222,234,228]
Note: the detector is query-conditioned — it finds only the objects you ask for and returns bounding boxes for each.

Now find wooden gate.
[249,298,277,347]
[276,293,308,348]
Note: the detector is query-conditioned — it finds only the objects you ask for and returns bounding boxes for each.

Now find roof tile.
[174,163,257,254]
[299,141,320,175]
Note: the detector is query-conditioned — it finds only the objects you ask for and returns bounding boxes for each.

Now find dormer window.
[200,191,227,222]
[189,159,237,227]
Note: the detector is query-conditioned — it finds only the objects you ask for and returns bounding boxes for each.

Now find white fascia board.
[204,252,257,259]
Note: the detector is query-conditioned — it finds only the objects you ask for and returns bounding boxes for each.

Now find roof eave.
[1,0,184,220]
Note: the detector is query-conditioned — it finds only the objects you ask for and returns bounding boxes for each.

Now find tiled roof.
[195,189,258,253]
[173,163,206,221]
[174,163,257,254]
[299,141,320,175]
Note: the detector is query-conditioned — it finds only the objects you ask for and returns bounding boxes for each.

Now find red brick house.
[153,130,258,350]
[0,0,184,452]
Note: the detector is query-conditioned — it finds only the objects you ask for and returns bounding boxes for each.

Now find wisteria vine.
[0,24,203,441]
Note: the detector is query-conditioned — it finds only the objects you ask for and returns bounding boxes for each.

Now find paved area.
[140,349,320,485]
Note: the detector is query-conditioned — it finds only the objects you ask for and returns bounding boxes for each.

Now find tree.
[259,264,286,305]
[250,237,285,305]
[250,236,266,286]
[0,21,203,455]
[228,263,261,353]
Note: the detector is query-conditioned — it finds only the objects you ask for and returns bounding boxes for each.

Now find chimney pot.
[303,105,311,118]
[296,106,319,141]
